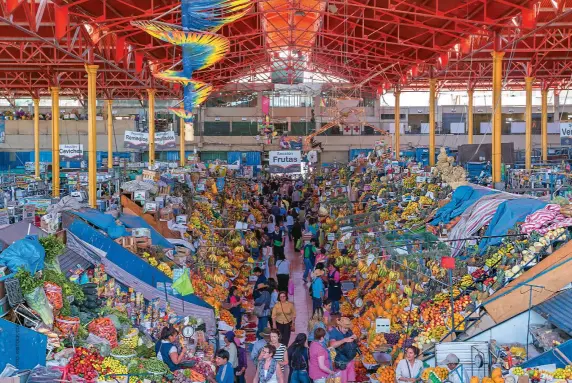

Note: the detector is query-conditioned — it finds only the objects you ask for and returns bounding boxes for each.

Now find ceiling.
[0,0,572,100]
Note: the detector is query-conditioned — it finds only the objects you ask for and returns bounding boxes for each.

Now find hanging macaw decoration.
[132,0,251,123]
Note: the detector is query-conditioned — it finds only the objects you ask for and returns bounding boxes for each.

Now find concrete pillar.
[525,77,534,170]
[105,99,113,170]
[147,89,156,167]
[50,87,60,197]
[467,89,474,144]
[33,98,40,178]
[394,90,401,160]
[429,79,437,166]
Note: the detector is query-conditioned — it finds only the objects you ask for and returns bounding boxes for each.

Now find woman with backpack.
[287,333,310,383]
[254,284,272,340]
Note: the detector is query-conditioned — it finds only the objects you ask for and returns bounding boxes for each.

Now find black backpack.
[290,348,308,371]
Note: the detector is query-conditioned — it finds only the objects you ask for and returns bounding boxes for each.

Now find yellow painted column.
[541,88,548,163]
[491,50,505,183]
[467,89,474,145]
[429,79,437,166]
[525,77,534,170]
[85,64,99,208]
[394,90,400,160]
[180,117,186,167]
[147,89,156,167]
[106,99,113,170]
[50,87,60,197]
[33,98,40,178]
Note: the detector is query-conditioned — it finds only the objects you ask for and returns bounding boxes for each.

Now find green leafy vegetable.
[39,235,65,263]
[15,268,44,294]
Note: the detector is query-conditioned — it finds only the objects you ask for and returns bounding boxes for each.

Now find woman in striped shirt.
[269,329,289,372]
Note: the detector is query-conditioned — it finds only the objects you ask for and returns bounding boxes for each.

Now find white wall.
[467,311,546,345]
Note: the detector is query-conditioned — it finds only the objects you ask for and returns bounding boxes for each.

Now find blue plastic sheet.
[74,209,128,239]
[479,198,547,252]
[430,186,498,225]
[0,235,45,273]
[118,214,174,249]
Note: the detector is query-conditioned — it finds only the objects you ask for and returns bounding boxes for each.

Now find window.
[269,94,314,107]
[380,113,406,120]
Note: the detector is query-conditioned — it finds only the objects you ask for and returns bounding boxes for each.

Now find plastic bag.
[25,286,54,327]
[44,282,63,311]
[85,333,112,357]
[172,270,194,296]
[27,365,63,383]
[88,318,117,347]
[0,235,45,273]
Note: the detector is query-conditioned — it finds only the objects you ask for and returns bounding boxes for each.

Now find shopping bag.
[288,279,295,296]
[296,238,303,249]
[172,270,194,296]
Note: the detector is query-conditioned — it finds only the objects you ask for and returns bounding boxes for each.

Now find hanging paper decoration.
[132,0,252,124]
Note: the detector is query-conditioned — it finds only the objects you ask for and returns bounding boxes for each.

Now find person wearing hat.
[310,269,326,313]
[251,328,272,365]
[223,331,238,369]
[328,315,357,383]
[440,354,470,383]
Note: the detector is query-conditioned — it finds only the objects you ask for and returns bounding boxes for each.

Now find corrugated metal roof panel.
[533,288,572,336]
[58,248,93,277]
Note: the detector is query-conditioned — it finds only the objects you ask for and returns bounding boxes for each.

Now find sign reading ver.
[269,150,302,173]
[561,123,572,145]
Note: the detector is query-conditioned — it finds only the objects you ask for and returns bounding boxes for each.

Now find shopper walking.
[288,333,310,383]
[302,239,317,283]
[328,316,358,383]
[253,345,284,383]
[272,291,296,346]
[271,224,286,261]
[310,269,326,313]
[276,256,291,293]
[254,284,272,340]
[268,279,279,329]
[291,220,302,252]
[308,328,336,383]
[251,328,271,365]
[223,331,238,370]
[269,329,289,372]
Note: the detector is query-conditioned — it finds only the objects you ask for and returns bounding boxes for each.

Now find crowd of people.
[156,176,472,383]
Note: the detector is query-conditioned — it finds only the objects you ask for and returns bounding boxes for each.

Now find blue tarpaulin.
[520,339,572,369]
[430,186,498,225]
[68,219,211,310]
[118,214,174,249]
[74,209,129,239]
[479,198,547,252]
[0,318,47,369]
[0,235,45,273]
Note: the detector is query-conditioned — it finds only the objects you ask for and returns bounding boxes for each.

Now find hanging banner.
[280,136,303,150]
[269,150,302,174]
[124,131,149,149]
[560,122,572,145]
[124,131,177,150]
[0,119,5,143]
[155,131,177,150]
[59,144,84,160]
[261,96,270,115]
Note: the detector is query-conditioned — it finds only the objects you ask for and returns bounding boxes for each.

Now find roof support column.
[491,49,505,184]
[467,89,474,145]
[86,64,99,208]
[429,78,437,166]
[394,89,401,160]
[33,98,40,179]
[147,89,156,167]
[50,87,60,197]
[541,86,548,164]
[525,76,534,170]
[106,99,113,170]
[180,117,185,167]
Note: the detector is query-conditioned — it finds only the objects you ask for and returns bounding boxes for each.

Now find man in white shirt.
[440,354,470,383]
[223,331,238,369]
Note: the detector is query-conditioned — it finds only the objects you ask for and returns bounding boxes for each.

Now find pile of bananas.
[334,256,353,267]
[403,175,417,189]
[388,270,399,281]
[419,196,433,205]
[433,293,449,303]
[460,275,473,288]
[485,252,502,267]
[385,282,397,293]
[157,262,173,278]
[148,258,158,267]
[401,202,419,219]
[204,272,226,285]
[403,285,413,296]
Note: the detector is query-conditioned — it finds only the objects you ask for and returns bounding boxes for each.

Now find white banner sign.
[155,131,176,150]
[269,150,302,173]
[124,131,149,149]
[124,131,177,150]
[59,144,84,160]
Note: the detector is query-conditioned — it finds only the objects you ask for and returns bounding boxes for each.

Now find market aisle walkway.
[245,237,311,380]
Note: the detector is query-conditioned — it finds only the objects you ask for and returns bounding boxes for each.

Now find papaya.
[471,377,480,383]
[492,368,503,379]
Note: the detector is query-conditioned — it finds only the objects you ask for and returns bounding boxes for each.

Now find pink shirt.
[309,341,330,380]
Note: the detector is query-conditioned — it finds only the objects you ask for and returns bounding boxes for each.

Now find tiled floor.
[244,237,311,381]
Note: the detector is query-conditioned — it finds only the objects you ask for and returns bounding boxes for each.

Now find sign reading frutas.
[269,150,302,173]
[124,131,177,150]
[59,144,84,160]
[561,122,572,145]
